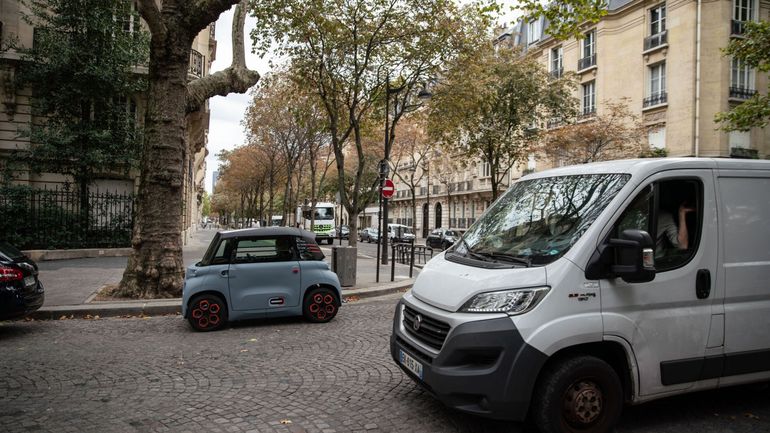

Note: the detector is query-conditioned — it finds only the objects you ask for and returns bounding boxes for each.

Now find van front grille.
[402,305,450,350]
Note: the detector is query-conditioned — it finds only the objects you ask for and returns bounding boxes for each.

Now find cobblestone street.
[1,294,770,433]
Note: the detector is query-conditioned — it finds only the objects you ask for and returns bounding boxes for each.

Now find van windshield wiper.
[451,238,493,262]
[472,251,532,267]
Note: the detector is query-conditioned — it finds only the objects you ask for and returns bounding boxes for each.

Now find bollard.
[390,243,396,282]
[409,241,415,278]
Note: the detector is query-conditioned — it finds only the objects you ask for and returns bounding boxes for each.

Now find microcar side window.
[232,236,295,263]
[210,239,232,265]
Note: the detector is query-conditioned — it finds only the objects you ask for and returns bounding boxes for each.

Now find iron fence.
[0,185,134,250]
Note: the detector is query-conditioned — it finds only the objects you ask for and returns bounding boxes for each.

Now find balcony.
[550,68,563,79]
[189,49,204,78]
[729,86,757,100]
[547,118,564,129]
[578,108,596,121]
[643,92,668,108]
[578,54,596,71]
[731,20,746,36]
[644,30,668,52]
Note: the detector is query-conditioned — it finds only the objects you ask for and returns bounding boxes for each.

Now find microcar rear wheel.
[303,287,339,323]
[531,355,623,433]
[188,294,228,332]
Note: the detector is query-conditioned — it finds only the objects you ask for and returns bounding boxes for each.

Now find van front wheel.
[531,355,622,433]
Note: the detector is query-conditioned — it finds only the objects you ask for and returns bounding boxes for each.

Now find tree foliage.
[428,43,578,200]
[716,20,770,131]
[515,0,608,40]
[540,99,648,165]
[16,0,149,191]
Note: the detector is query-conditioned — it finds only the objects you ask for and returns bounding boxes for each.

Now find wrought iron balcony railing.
[729,86,757,99]
[644,30,668,51]
[578,54,596,71]
[643,92,668,108]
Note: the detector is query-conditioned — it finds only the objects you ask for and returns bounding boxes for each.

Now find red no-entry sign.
[382,179,395,198]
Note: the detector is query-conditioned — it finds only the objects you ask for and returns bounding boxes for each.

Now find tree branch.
[136,0,166,36]
[189,0,242,34]
[186,0,259,113]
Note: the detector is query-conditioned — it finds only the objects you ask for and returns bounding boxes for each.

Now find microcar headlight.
[459,287,550,315]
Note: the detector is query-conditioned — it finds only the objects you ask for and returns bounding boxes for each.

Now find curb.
[27,279,414,320]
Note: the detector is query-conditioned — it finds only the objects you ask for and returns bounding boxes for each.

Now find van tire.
[303,287,339,323]
[531,355,623,433]
[188,294,228,332]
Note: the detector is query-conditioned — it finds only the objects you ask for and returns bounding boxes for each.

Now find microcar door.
[601,170,722,396]
[227,236,301,311]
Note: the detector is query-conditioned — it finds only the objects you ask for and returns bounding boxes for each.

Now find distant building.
[212,170,220,192]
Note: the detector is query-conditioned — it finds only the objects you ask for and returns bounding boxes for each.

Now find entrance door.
[600,171,721,396]
[422,203,429,238]
[434,202,442,229]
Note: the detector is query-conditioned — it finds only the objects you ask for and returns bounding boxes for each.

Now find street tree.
[428,43,578,201]
[540,99,648,165]
[117,0,260,298]
[249,0,489,246]
[16,0,148,220]
[716,20,770,131]
[389,113,433,231]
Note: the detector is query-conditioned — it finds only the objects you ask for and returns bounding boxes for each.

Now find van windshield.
[450,173,629,266]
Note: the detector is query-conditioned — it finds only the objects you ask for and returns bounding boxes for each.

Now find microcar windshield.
[449,173,629,266]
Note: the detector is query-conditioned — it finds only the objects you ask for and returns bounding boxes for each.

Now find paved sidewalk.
[32,228,420,319]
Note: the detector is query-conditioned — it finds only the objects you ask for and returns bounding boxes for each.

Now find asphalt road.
[1,293,769,433]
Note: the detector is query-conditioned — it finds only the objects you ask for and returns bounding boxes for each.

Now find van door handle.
[696,269,711,299]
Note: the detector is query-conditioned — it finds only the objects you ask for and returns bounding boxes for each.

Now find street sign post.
[382,179,394,198]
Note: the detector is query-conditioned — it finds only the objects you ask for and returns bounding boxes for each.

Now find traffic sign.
[382,179,395,198]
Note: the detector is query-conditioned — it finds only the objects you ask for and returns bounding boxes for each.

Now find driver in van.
[656,202,695,256]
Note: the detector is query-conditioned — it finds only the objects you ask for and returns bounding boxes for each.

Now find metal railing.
[644,30,668,51]
[189,49,204,77]
[643,92,668,108]
[731,20,746,36]
[0,185,134,250]
[550,68,563,79]
[579,108,596,120]
[391,242,433,280]
[729,86,757,99]
[578,54,596,71]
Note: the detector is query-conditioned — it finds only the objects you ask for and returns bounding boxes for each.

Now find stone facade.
[0,0,214,243]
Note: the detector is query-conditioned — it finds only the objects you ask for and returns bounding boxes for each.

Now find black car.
[425,228,461,250]
[0,242,45,320]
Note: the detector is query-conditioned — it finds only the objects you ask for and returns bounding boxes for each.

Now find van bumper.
[390,301,547,421]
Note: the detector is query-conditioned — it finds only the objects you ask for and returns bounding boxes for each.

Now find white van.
[390,158,770,433]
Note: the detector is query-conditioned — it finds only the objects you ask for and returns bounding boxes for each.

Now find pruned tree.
[716,20,770,131]
[250,0,490,246]
[540,98,648,165]
[117,0,260,298]
[428,43,578,200]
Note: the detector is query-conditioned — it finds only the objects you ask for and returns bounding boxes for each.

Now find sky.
[205,2,520,193]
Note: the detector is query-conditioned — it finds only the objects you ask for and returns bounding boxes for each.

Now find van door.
[601,170,722,396]
[716,170,770,386]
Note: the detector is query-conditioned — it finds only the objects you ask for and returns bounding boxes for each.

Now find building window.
[582,81,596,116]
[648,127,666,149]
[650,4,666,35]
[733,0,754,22]
[551,46,563,78]
[644,62,667,107]
[528,19,541,44]
[730,58,755,99]
[481,161,491,177]
[579,30,596,70]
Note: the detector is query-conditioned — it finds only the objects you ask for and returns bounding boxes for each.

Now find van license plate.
[399,349,423,380]
[23,276,35,287]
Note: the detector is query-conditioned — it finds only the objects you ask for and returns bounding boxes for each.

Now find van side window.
[615,179,702,272]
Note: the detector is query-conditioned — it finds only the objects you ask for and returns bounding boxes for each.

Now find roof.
[218,227,312,239]
[521,158,770,181]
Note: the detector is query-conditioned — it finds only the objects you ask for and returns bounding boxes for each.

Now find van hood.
[412,252,547,312]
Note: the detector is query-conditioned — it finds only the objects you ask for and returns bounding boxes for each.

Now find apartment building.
[0,0,214,241]
[389,0,768,238]
[515,0,769,157]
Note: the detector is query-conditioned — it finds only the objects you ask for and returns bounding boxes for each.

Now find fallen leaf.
[280,419,292,425]
[745,413,760,420]
[240,349,249,353]
[249,338,257,342]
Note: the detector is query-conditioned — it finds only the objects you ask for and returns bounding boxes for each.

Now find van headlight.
[459,287,549,315]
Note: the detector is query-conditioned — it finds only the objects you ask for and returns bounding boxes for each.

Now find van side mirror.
[585,229,656,283]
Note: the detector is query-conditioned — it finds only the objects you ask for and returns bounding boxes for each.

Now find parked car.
[387,223,416,243]
[391,158,770,433]
[0,242,45,321]
[359,227,379,243]
[425,228,461,250]
[182,227,342,332]
[330,225,349,240]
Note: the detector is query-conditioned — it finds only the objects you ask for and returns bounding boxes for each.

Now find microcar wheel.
[188,294,228,332]
[303,287,339,323]
[531,355,623,433]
